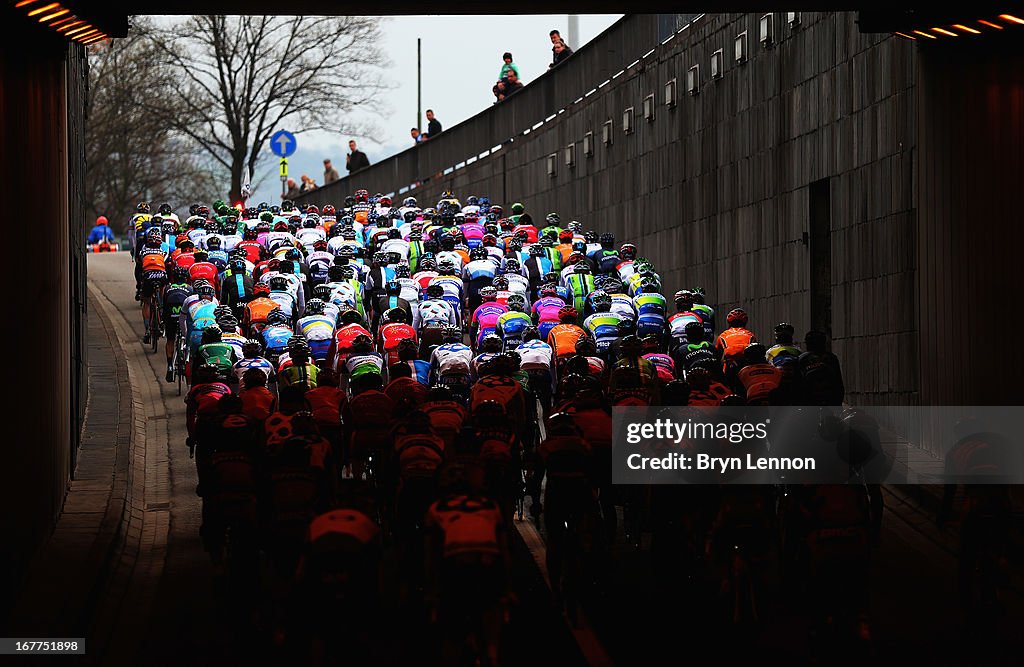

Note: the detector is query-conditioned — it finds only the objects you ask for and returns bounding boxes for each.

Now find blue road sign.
[270,130,297,157]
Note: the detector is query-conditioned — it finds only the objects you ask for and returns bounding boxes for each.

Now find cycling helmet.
[385,280,401,296]
[470,247,488,261]
[252,282,271,296]
[442,326,463,343]
[479,286,498,302]
[437,259,456,275]
[575,337,597,355]
[217,314,239,331]
[242,338,263,357]
[425,283,445,299]
[506,294,527,312]
[269,276,289,291]
[491,275,509,290]
[340,309,363,325]
[619,243,637,260]
[206,236,222,249]
[599,233,615,248]
[266,309,290,326]
[145,228,163,245]
[674,290,694,305]
[382,307,410,325]
[355,189,369,203]
[242,227,258,241]
[304,298,326,315]
[528,244,547,257]
[684,321,705,340]
[136,202,151,214]
[573,262,592,274]
[482,234,498,247]
[480,334,503,353]
[539,284,559,298]
[351,334,373,352]
[547,412,581,437]
[201,326,223,344]
[726,308,748,327]
[228,258,247,274]
[394,264,411,278]
[603,279,624,294]
[213,304,233,318]
[312,285,333,301]
[619,335,642,356]
[743,342,768,364]
[641,335,660,353]
[419,257,438,272]
[774,322,795,338]
[522,325,540,342]
[558,305,578,323]
[589,290,611,311]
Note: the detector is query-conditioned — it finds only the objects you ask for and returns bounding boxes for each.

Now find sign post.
[270,129,297,199]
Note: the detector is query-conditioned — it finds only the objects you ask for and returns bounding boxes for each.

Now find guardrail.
[298,14,693,204]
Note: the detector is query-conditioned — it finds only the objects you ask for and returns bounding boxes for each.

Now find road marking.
[513,401,614,667]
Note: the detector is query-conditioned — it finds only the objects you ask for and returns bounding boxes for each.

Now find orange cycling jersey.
[244,297,278,325]
[425,494,503,558]
[142,253,166,272]
[687,381,732,406]
[738,363,783,404]
[716,328,756,361]
[547,324,586,358]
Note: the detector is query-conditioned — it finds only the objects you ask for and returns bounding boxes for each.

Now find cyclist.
[528,412,593,609]
[429,326,473,394]
[469,286,508,351]
[162,270,192,382]
[716,308,757,383]
[799,330,845,406]
[582,290,624,361]
[495,294,532,351]
[196,326,237,382]
[136,228,169,344]
[296,298,337,364]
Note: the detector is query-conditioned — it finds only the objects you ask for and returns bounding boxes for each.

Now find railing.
[298,14,692,204]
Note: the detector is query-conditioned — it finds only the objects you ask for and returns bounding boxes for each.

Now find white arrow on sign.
[275,134,292,153]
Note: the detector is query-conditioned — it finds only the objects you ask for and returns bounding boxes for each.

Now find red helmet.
[322,204,336,216]
[253,282,271,296]
[355,189,369,203]
[306,204,319,214]
[96,215,108,226]
[727,308,748,327]
[558,305,578,323]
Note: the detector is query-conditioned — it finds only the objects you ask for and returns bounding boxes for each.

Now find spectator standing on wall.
[499,52,520,81]
[323,159,340,184]
[284,178,301,200]
[551,39,573,68]
[424,109,442,139]
[411,128,423,145]
[549,29,573,68]
[346,139,370,173]
[300,174,318,193]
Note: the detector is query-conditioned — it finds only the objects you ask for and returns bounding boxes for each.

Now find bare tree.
[86,22,222,234]
[142,15,389,203]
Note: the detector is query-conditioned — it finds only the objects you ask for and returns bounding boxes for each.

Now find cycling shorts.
[164,315,179,340]
[142,270,168,298]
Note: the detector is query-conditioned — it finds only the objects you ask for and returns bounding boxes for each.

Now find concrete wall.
[305,12,920,407]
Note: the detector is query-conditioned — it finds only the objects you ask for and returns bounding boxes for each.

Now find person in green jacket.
[499,52,520,81]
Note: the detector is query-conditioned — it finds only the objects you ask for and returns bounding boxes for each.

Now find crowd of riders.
[124,190,926,662]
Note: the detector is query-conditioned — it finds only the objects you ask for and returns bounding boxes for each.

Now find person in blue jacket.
[87,215,116,245]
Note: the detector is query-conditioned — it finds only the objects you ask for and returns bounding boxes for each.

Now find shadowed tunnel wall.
[0,29,88,614]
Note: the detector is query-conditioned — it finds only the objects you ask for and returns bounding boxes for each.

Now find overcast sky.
[248,14,621,203]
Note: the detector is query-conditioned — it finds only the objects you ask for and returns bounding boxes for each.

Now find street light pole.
[568,15,579,49]
[417,37,422,133]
